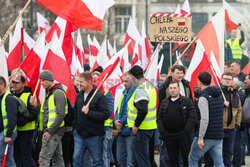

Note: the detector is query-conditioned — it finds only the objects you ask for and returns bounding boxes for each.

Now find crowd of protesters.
[0,26,250,167]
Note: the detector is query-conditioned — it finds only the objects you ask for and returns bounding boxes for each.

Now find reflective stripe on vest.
[227,38,242,60]
[1,90,17,136]
[127,81,157,130]
[39,89,68,131]
[17,92,36,131]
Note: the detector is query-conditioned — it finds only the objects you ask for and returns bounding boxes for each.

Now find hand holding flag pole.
[85,73,108,108]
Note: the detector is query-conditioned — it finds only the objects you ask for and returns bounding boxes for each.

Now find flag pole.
[0,0,32,47]
[168,37,196,75]
[80,50,84,71]
[209,64,226,102]
[2,144,9,167]
[32,80,40,98]
[85,73,108,107]
[170,42,172,68]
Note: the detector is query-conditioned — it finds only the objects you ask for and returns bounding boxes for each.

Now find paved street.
[154,154,250,166]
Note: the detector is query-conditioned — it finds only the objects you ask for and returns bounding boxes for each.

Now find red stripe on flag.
[225,10,238,33]
[7,41,22,71]
[43,50,76,104]
[36,0,103,31]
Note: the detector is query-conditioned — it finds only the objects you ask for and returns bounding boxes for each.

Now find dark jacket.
[242,88,250,126]
[158,76,192,108]
[158,95,196,140]
[74,88,109,138]
[236,72,247,83]
[199,86,224,140]
[221,86,242,130]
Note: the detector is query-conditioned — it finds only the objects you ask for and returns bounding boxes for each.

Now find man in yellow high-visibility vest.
[0,76,18,166]
[226,25,245,61]
[38,70,67,167]
[113,72,137,167]
[127,65,157,167]
[11,70,38,167]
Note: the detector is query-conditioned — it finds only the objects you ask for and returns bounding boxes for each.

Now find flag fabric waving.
[37,12,51,34]
[141,20,152,69]
[7,16,23,71]
[43,32,76,104]
[185,39,211,96]
[196,7,225,71]
[36,0,115,31]
[124,18,142,58]
[181,0,191,14]
[223,0,245,32]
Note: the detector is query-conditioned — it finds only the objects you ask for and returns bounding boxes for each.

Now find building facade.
[0,0,249,52]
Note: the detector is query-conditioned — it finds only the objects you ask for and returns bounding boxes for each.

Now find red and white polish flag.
[196,7,225,71]
[124,18,142,58]
[108,39,116,59]
[157,54,164,82]
[76,29,87,66]
[88,35,100,68]
[43,32,76,104]
[7,16,23,71]
[21,32,47,104]
[23,30,35,57]
[223,0,245,32]
[185,39,211,96]
[141,20,152,69]
[37,12,51,34]
[92,38,109,71]
[36,0,114,31]
[181,0,191,14]
[145,45,160,87]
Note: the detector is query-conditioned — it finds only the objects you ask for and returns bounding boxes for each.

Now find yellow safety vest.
[104,91,113,127]
[227,38,243,60]
[127,81,157,130]
[39,89,68,131]
[17,92,36,131]
[1,90,17,136]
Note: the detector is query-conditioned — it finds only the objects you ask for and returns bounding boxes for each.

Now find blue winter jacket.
[114,85,137,136]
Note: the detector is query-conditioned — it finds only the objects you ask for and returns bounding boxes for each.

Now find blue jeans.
[73,130,104,167]
[188,137,224,167]
[223,130,236,167]
[232,129,242,167]
[116,134,134,167]
[131,130,154,167]
[154,127,161,147]
[103,128,114,167]
[160,142,169,167]
[0,131,17,167]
